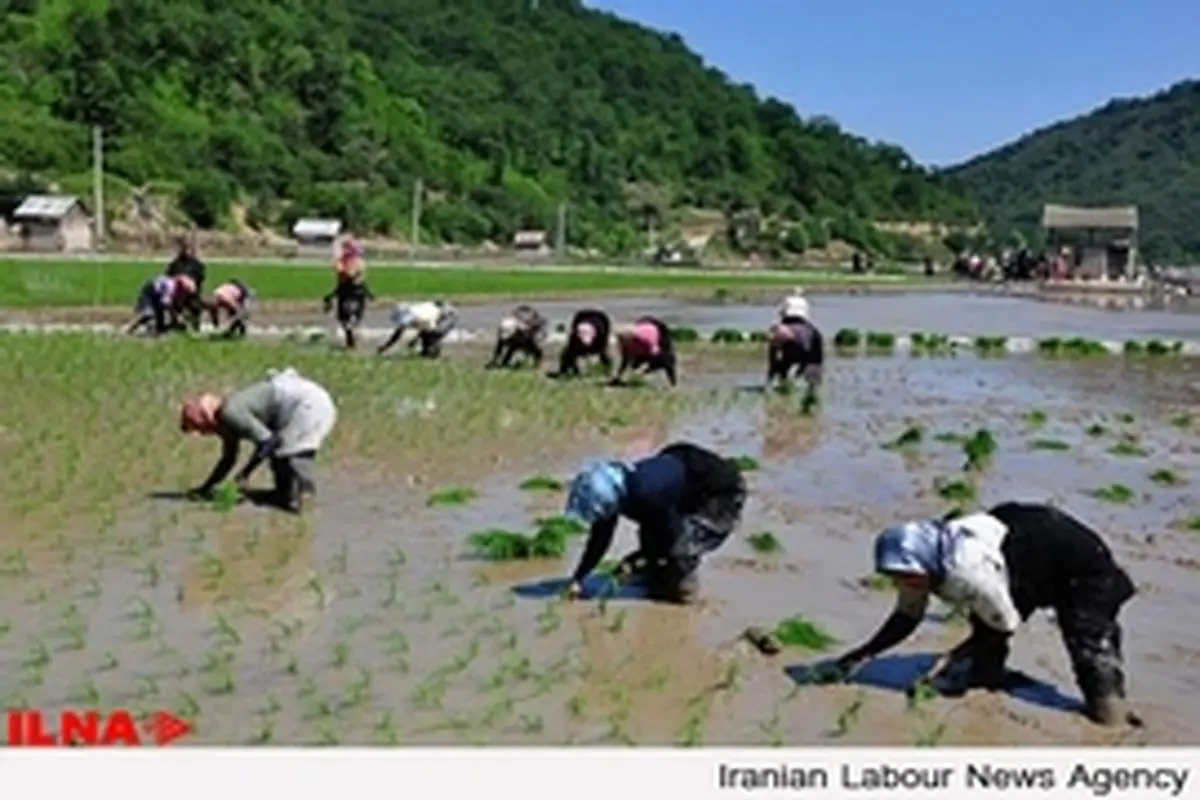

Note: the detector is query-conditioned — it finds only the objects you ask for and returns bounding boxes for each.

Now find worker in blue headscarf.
[828,502,1140,727]
[561,441,747,604]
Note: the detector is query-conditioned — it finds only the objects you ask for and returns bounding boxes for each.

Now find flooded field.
[1,324,1199,747]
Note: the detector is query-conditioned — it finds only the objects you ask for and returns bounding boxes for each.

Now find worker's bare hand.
[562,581,583,601]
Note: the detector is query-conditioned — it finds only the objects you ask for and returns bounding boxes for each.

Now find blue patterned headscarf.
[873,520,955,585]
[564,461,628,525]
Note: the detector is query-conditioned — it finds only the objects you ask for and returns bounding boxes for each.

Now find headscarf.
[574,321,597,347]
[564,461,628,525]
[619,321,661,357]
[873,519,955,585]
[498,316,521,339]
[173,274,197,297]
[180,393,223,434]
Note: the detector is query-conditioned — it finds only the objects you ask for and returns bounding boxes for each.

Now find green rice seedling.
[1085,423,1108,437]
[799,386,820,416]
[933,431,965,444]
[710,328,746,344]
[1171,413,1193,429]
[331,641,351,668]
[669,326,700,343]
[973,336,1008,355]
[211,482,241,512]
[1149,468,1184,487]
[1089,483,1135,504]
[1145,339,1182,357]
[1176,516,1200,532]
[467,516,584,561]
[882,425,924,450]
[1062,337,1107,357]
[961,429,997,471]
[914,721,948,747]
[773,616,838,651]
[935,478,976,502]
[1029,438,1070,452]
[518,474,565,492]
[1123,340,1145,356]
[1036,337,1063,355]
[1023,409,1048,427]
[830,694,865,739]
[1108,436,1148,458]
[833,327,862,349]
[747,531,783,554]
[1116,412,1136,424]
[864,331,896,353]
[426,486,478,507]
[749,330,769,343]
[731,455,761,472]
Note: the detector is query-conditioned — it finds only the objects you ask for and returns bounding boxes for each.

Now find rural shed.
[12,195,93,253]
[1041,204,1138,279]
[512,229,549,253]
[291,218,343,257]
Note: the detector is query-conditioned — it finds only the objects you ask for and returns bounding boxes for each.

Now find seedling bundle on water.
[467,516,587,561]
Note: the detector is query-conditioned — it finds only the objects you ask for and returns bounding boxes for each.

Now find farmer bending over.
[378,300,458,359]
[165,238,207,332]
[207,280,255,339]
[830,502,1140,727]
[323,272,375,349]
[179,368,338,513]
[128,274,194,336]
[562,441,746,604]
[766,314,824,395]
[551,309,613,378]
[487,304,548,369]
[612,317,677,387]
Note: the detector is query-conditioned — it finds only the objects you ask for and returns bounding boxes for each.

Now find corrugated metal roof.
[13,195,80,220]
[1042,204,1138,230]
[292,218,343,238]
[512,230,547,246]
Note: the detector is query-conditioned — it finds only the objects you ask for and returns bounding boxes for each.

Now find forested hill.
[0,0,976,253]
[947,80,1200,261]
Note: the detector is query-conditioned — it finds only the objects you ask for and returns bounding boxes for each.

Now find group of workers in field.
[127,238,255,338]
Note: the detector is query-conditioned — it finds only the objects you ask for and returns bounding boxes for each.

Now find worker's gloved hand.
[185,486,214,502]
[562,580,583,601]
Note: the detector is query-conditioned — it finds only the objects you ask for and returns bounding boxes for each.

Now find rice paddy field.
[2,290,1199,747]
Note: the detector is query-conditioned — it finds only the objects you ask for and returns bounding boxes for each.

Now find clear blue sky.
[586,0,1198,167]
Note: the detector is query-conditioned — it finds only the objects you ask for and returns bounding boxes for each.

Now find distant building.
[12,195,93,253]
[291,218,343,258]
[1041,204,1138,279]
[512,229,549,254]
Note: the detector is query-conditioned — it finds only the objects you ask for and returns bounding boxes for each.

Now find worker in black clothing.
[323,273,375,349]
[562,442,747,604]
[830,501,1140,727]
[164,238,207,332]
[487,304,548,369]
[551,309,612,378]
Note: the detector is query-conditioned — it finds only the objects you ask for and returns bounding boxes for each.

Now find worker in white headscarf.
[828,502,1140,727]
[377,300,459,358]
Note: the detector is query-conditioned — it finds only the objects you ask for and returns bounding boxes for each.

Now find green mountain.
[0,0,975,255]
[947,79,1200,261]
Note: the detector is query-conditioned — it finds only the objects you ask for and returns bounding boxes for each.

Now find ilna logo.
[6,709,192,746]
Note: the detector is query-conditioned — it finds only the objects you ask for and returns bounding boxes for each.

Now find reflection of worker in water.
[179,368,338,513]
[487,304,548,369]
[378,300,459,359]
[831,502,1140,727]
[612,317,678,387]
[551,308,612,378]
[562,441,746,604]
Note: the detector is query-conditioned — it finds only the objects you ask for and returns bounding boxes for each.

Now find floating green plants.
[1088,484,1135,504]
[746,531,783,554]
[710,328,746,344]
[883,425,924,450]
[833,328,862,349]
[773,616,838,651]
[731,455,761,472]
[864,331,896,353]
[426,486,479,507]
[669,326,700,343]
[935,478,976,502]
[518,475,565,492]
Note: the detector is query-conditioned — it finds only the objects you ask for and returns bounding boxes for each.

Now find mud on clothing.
[558,309,612,376]
[768,317,824,384]
[572,442,746,589]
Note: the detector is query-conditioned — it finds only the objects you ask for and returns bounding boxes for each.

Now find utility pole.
[555,202,567,257]
[410,178,423,251]
[92,126,104,252]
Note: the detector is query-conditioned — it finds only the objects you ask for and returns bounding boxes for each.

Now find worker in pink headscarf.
[612,316,677,387]
[550,308,613,379]
[206,279,255,339]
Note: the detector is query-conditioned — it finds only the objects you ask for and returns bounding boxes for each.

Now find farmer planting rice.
[164,237,208,332]
[612,317,677,387]
[830,501,1141,727]
[487,304,548,369]
[179,368,338,513]
[562,441,746,604]
[323,271,375,349]
[206,279,255,339]
[766,307,824,393]
[127,274,195,336]
[378,300,459,359]
[551,308,613,378]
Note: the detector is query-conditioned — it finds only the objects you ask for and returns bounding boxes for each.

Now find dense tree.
[0,0,977,254]
[947,80,1200,262]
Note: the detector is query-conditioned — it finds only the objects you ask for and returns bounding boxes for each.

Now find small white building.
[13,195,93,253]
[291,218,343,258]
[512,229,549,254]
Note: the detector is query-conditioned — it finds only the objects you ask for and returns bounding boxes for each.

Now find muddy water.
[2,353,1198,745]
